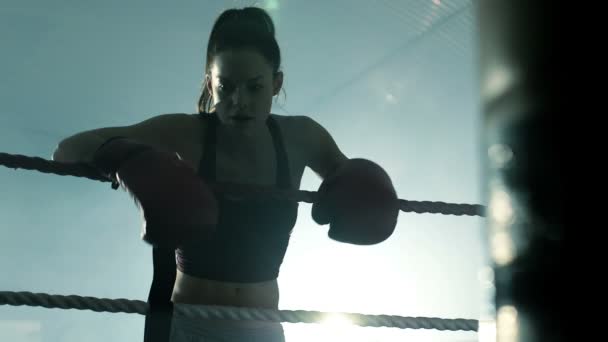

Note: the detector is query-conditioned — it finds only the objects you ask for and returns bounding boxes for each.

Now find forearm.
[52,132,108,163]
[51,113,190,164]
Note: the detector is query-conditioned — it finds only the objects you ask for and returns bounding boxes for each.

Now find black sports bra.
[174,113,298,282]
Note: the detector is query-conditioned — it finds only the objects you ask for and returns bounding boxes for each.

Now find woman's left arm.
[297,116,348,179]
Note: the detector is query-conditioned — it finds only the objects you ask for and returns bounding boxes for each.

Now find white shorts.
[169,314,285,342]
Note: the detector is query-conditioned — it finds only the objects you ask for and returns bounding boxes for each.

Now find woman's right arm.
[52,113,194,163]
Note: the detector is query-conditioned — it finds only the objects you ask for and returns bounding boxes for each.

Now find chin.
[231,118,264,129]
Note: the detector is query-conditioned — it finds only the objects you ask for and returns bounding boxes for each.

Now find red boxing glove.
[92,137,218,249]
[312,159,399,245]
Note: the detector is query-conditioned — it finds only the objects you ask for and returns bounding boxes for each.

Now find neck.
[217,120,267,140]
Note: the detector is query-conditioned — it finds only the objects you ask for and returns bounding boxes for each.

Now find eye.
[249,84,263,92]
[217,83,234,93]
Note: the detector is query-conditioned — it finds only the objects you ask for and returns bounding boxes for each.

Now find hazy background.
[0,0,492,341]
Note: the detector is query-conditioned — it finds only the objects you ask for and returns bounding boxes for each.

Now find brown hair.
[197,7,282,114]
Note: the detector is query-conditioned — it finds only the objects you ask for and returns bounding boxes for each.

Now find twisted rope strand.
[0,153,485,217]
[0,291,478,331]
[0,153,481,332]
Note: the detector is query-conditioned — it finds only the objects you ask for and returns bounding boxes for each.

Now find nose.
[231,86,248,110]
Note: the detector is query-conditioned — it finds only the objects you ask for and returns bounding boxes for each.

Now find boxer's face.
[206,48,283,129]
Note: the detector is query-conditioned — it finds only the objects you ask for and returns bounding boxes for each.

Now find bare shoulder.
[271,114,346,178]
[108,112,203,157]
[131,112,201,139]
[158,112,204,144]
[270,114,322,140]
[144,112,200,129]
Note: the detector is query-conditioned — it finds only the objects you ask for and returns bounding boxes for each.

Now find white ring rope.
[0,291,478,332]
[0,153,481,334]
[0,153,485,217]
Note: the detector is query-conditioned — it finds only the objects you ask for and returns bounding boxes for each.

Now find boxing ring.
[0,153,482,335]
[1,1,563,341]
